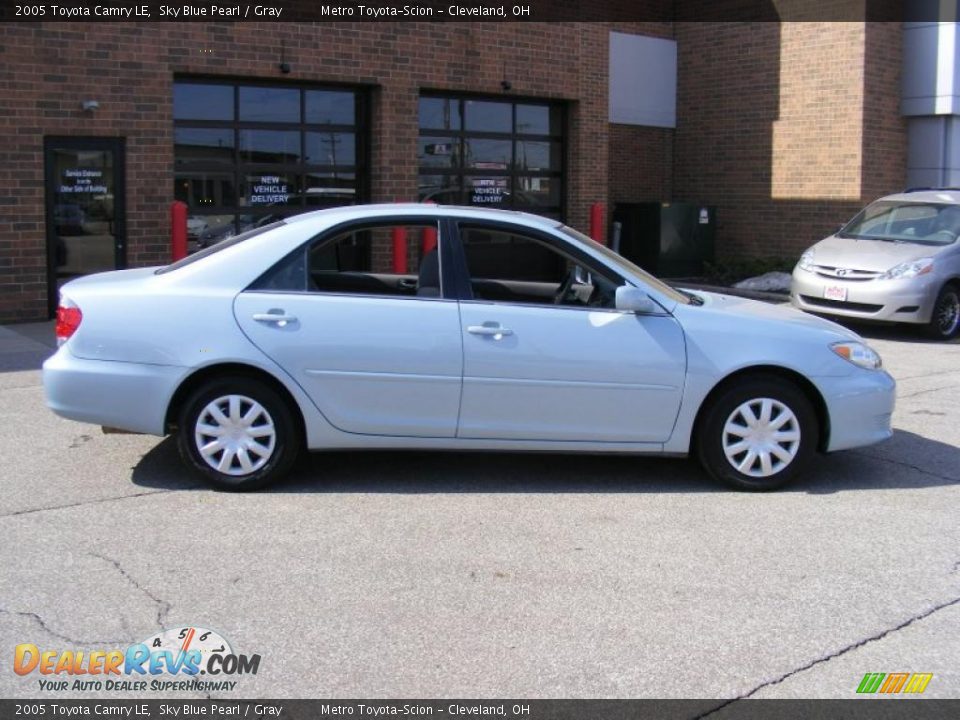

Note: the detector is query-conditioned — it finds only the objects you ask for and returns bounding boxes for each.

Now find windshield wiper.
[840,233,899,242]
[681,289,704,305]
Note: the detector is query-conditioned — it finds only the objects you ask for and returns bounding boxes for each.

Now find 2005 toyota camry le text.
[42,204,896,491]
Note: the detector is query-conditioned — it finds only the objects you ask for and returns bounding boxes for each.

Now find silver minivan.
[791,189,960,340]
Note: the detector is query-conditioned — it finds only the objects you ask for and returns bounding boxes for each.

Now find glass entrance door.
[44,137,126,316]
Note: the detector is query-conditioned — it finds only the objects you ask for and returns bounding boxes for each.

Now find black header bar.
[0,0,948,23]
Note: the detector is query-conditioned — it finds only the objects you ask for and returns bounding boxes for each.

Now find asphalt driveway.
[1,317,958,701]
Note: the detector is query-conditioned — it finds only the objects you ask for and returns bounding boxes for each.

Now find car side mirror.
[615,285,656,313]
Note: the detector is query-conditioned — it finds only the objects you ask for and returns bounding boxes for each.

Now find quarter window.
[251,222,442,300]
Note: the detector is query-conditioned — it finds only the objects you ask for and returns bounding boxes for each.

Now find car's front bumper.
[42,347,184,436]
[791,268,937,324]
[815,369,896,452]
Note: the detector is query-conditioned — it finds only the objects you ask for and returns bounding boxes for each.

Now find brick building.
[0,16,932,322]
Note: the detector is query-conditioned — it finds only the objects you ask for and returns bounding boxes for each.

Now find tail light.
[55,298,82,346]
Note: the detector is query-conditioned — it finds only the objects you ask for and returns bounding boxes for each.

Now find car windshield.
[838,201,960,246]
[156,221,285,274]
[555,224,691,305]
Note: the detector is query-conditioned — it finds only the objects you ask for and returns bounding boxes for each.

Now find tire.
[176,376,301,491]
[925,284,960,340]
[696,376,819,491]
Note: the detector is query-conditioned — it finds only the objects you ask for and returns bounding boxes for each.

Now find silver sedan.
[44,204,895,491]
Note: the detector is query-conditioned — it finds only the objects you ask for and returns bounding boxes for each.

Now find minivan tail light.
[55,300,82,346]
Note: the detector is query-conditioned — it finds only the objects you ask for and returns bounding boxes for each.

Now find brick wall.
[0,19,907,321]
[608,124,673,206]
[0,21,661,322]
[862,22,906,201]
[674,20,906,263]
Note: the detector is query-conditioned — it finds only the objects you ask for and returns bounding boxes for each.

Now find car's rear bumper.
[791,269,937,324]
[816,369,896,452]
[42,348,184,436]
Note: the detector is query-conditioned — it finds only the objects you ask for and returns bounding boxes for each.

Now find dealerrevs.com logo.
[14,626,261,693]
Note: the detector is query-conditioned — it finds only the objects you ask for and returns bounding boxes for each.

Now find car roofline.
[281,203,564,230]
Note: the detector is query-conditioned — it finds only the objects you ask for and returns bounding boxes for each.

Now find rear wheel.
[925,284,960,340]
[177,377,301,491]
[696,377,818,491]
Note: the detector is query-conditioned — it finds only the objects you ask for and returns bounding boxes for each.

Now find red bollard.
[589,202,605,245]
[392,226,408,274]
[421,226,437,255]
[170,201,188,261]
[419,200,437,255]
[391,198,408,274]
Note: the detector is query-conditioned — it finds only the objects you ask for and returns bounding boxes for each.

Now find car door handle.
[252,311,298,327]
[467,323,513,338]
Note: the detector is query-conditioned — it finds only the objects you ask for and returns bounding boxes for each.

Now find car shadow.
[130,429,959,495]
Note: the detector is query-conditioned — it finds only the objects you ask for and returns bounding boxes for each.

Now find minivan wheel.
[177,377,301,491]
[697,377,818,491]
[926,284,960,340]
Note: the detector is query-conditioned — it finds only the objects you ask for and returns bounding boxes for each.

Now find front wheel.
[925,284,960,340]
[177,377,301,491]
[696,377,818,491]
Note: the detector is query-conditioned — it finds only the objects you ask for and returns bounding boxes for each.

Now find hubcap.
[194,394,276,476]
[935,292,960,336]
[722,398,801,478]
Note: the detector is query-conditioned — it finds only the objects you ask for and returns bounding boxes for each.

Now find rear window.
[155,221,285,274]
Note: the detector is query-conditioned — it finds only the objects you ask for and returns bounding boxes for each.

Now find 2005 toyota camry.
[43,204,895,491]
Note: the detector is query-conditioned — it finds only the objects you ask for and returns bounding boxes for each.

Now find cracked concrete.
[0,609,128,647]
[849,451,959,484]
[2,489,181,519]
[1,321,958,699]
[89,553,173,631]
[696,595,960,714]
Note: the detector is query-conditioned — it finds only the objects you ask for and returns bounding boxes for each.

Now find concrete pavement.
[0,319,957,702]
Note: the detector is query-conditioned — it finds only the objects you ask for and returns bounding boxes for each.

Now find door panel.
[235,293,463,437]
[457,302,686,442]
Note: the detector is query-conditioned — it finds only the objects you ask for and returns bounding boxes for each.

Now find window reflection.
[239,86,300,122]
[418,137,459,169]
[238,130,301,164]
[516,105,561,135]
[304,132,356,167]
[465,139,512,169]
[417,94,563,219]
[174,172,236,207]
[464,100,511,132]
[306,90,355,125]
[174,128,234,166]
[174,81,364,254]
[174,84,233,121]
[419,97,460,131]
